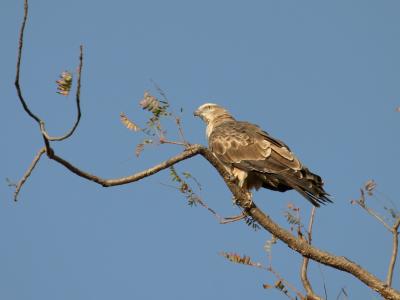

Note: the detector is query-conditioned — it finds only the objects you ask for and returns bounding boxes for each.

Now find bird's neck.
[206,114,235,139]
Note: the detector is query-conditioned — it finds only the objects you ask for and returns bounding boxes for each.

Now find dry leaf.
[120,113,141,132]
[56,71,73,96]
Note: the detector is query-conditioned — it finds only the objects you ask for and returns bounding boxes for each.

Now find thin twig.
[175,117,189,145]
[40,45,83,141]
[159,138,188,147]
[387,217,400,286]
[219,213,246,224]
[300,207,322,300]
[14,147,46,201]
[353,189,392,232]
[15,0,41,125]
[158,181,243,224]
[335,287,348,300]
[267,266,306,300]
[150,79,189,145]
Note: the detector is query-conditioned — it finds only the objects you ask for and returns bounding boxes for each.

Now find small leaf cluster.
[220,252,262,268]
[244,215,261,231]
[263,279,290,297]
[169,165,201,206]
[284,203,303,233]
[56,71,73,96]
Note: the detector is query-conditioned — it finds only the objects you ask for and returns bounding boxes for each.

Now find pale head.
[193,103,233,124]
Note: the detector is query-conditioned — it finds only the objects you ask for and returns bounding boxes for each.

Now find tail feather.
[276,168,332,207]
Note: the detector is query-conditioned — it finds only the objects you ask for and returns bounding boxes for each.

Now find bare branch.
[300,207,322,300]
[15,0,41,125]
[15,0,83,143]
[41,45,83,141]
[175,117,188,145]
[352,189,392,232]
[14,147,46,201]
[47,144,203,187]
[159,138,188,147]
[387,217,400,286]
[219,213,246,224]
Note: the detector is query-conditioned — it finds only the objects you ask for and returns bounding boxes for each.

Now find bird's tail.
[277,167,332,207]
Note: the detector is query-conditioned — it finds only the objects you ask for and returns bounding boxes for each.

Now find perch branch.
[14,147,46,201]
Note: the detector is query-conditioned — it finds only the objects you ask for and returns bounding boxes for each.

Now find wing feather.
[209,121,301,173]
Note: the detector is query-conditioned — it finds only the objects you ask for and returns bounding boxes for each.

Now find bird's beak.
[193,109,200,117]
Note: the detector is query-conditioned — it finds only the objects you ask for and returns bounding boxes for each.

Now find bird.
[194,103,332,207]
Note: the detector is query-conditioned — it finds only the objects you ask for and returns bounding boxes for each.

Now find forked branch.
[15,0,83,143]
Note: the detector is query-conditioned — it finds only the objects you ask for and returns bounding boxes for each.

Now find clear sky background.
[1,1,400,299]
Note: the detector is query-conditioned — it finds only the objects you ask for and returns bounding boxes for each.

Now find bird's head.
[194,103,232,124]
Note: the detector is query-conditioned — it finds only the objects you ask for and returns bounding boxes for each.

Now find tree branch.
[41,45,83,141]
[14,147,46,201]
[15,0,83,144]
[15,0,41,125]
[300,207,322,300]
[47,144,203,187]
[387,217,400,286]
[352,189,392,232]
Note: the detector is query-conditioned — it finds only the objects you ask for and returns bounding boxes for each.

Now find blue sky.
[1,1,400,299]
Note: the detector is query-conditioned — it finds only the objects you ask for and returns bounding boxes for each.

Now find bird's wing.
[209,121,302,173]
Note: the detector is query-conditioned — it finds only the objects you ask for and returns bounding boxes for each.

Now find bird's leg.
[242,190,253,208]
[232,189,253,208]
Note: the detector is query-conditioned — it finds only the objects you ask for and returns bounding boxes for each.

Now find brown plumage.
[194,103,331,207]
